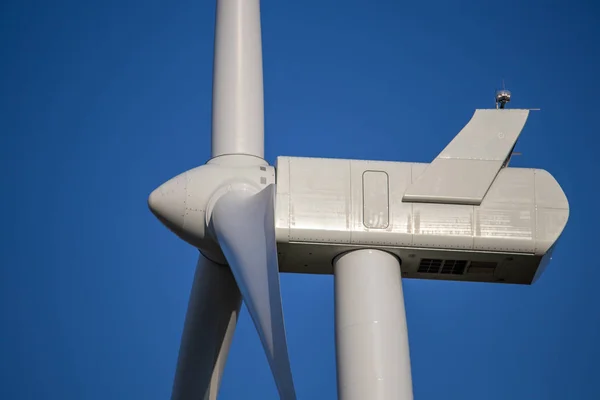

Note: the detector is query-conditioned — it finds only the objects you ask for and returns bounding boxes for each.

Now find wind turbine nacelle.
[150,108,569,285]
[274,155,568,284]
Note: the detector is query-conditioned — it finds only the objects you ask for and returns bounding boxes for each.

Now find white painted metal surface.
[148,156,275,257]
[363,171,390,229]
[211,0,265,158]
[334,249,412,400]
[274,155,568,283]
[149,153,568,284]
[209,184,297,399]
[150,165,298,399]
[403,109,530,205]
[171,254,241,400]
[275,156,568,254]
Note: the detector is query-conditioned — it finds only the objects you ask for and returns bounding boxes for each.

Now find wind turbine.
[148,1,570,399]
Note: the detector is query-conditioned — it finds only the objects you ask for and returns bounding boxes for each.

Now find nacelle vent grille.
[417,258,469,275]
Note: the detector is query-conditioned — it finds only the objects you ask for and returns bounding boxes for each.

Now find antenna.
[495,80,511,109]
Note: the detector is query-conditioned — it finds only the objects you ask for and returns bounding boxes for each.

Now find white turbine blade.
[171,254,242,400]
[210,184,297,400]
[212,0,264,158]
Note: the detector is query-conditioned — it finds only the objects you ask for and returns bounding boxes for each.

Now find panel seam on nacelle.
[349,159,353,244]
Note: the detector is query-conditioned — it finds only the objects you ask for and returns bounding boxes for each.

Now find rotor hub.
[148,155,275,251]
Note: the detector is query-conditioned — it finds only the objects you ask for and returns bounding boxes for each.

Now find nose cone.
[148,173,187,232]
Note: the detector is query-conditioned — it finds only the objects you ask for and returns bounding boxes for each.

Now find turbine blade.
[210,184,296,400]
[171,254,242,400]
[212,0,264,158]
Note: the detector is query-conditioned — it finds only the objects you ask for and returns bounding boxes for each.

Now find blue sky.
[2,0,599,399]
